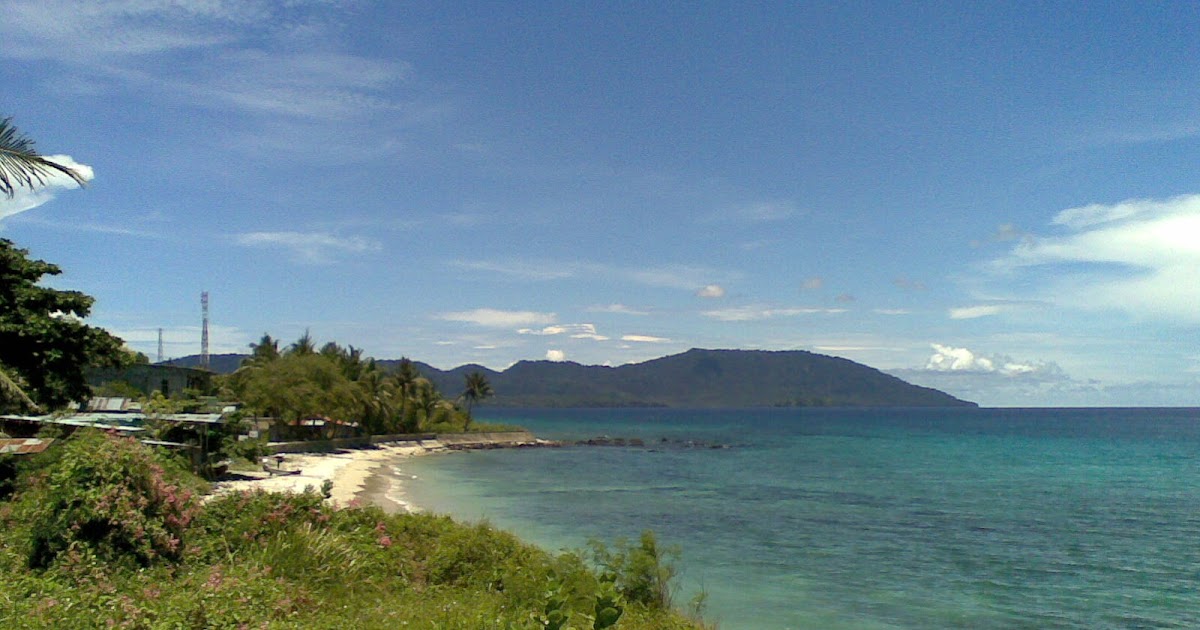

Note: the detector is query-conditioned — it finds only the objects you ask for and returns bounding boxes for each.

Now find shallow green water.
[398,408,1200,629]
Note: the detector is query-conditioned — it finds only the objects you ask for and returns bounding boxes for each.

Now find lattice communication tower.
[201,291,210,370]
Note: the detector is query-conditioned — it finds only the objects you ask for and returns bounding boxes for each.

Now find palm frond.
[0,366,38,413]
[0,117,87,198]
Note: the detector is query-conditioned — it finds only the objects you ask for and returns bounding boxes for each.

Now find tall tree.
[460,371,494,430]
[288,329,317,356]
[236,352,360,436]
[0,117,86,198]
[247,334,281,363]
[0,239,126,411]
[390,358,420,421]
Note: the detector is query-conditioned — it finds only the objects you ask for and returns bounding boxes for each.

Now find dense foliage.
[0,431,706,629]
[0,239,127,412]
[223,332,497,437]
[8,431,206,569]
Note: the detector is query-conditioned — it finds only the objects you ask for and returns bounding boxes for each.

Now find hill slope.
[165,348,975,408]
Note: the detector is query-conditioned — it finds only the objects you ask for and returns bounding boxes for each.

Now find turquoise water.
[398,408,1200,629]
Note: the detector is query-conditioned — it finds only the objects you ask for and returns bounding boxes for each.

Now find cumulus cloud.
[545,349,566,362]
[702,306,846,321]
[696,284,726,298]
[622,334,671,343]
[0,155,93,222]
[924,344,1064,378]
[987,194,1200,322]
[233,231,380,264]
[438,309,557,328]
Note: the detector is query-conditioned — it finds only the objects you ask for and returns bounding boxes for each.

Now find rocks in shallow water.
[571,436,729,450]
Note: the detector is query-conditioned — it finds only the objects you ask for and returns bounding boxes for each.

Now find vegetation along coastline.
[1,116,970,628]
[0,119,709,628]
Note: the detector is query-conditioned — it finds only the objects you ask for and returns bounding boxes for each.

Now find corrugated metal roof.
[0,438,55,455]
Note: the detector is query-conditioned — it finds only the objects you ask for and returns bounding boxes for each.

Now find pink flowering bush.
[13,430,205,569]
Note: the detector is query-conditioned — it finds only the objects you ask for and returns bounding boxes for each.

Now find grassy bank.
[0,430,708,629]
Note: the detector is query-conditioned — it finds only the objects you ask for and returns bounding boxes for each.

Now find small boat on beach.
[262,455,302,476]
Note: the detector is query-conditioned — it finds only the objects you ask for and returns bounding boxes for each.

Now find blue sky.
[2,1,1199,406]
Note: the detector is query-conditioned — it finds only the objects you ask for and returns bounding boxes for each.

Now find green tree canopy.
[0,239,126,412]
[234,352,361,429]
[461,371,494,428]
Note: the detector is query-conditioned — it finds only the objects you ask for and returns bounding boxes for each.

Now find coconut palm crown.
[0,117,86,198]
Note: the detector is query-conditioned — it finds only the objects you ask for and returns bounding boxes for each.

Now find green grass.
[0,430,710,629]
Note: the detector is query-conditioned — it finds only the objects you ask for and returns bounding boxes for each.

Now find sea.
[393,407,1200,629]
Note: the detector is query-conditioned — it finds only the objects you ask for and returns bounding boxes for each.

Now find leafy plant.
[12,430,205,569]
[589,530,679,609]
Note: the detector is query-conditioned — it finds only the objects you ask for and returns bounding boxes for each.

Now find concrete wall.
[87,365,212,397]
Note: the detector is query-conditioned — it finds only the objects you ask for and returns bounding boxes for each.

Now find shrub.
[12,430,205,569]
[589,530,679,609]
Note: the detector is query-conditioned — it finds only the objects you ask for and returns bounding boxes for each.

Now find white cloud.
[702,306,847,321]
[587,303,649,316]
[949,305,1003,320]
[696,284,726,298]
[0,155,93,222]
[233,231,381,264]
[924,344,1063,378]
[874,308,910,315]
[453,259,575,281]
[518,323,607,340]
[545,349,566,362]
[621,334,671,343]
[103,324,250,358]
[438,309,557,328]
[987,194,1200,323]
[455,259,728,292]
[801,277,824,290]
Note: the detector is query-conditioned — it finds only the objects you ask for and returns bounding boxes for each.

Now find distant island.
[170,348,976,408]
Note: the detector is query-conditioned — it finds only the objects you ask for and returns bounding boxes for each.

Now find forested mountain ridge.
[169,348,975,408]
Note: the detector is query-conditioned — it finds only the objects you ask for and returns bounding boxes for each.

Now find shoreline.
[208,431,549,512]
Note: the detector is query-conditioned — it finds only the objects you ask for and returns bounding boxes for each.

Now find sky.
[2,1,1199,407]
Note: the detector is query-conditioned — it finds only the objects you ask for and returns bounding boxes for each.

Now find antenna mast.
[201,291,210,370]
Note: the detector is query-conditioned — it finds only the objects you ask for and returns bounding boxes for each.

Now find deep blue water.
[398,408,1200,629]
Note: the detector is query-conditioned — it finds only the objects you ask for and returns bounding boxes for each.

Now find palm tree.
[247,334,281,364]
[460,371,494,430]
[288,329,317,356]
[355,362,395,434]
[414,379,442,428]
[0,117,86,198]
[390,358,420,421]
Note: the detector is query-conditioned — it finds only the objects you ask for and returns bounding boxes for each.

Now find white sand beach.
[209,442,433,511]
[208,432,544,512]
